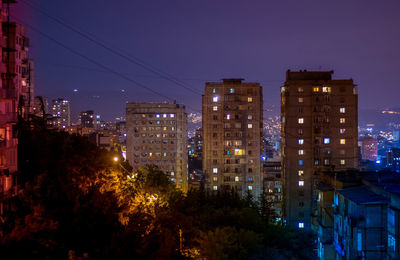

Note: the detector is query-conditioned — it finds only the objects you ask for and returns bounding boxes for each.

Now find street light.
[113,156,119,162]
[112,156,136,178]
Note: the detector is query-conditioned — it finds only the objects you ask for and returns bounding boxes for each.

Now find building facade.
[202,79,263,198]
[126,102,188,192]
[360,136,378,161]
[281,70,358,230]
[79,110,97,129]
[51,98,70,129]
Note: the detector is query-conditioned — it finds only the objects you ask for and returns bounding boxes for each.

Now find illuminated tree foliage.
[0,121,314,259]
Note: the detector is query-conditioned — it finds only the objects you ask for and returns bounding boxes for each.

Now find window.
[248,115,252,120]
[298,139,304,145]
[298,222,304,229]
[298,97,303,103]
[299,180,304,186]
[298,118,304,124]
[212,88,216,93]
[298,87,304,92]
[324,159,330,165]
[213,168,218,173]
[298,128,303,135]
[170,114,175,118]
[248,186,253,190]
[230,88,234,93]
[340,128,346,134]
[156,114,160,118]
[298,150,304,155]
[213,177,217,181]
[340,159,345,165]
[340,107,346,113]
[213,186,218,190]
[226,114,231,120]
[248,124,253,129]
[298,160,303,165]
[323,138,330,144]
[248,177,253,182]
[298,170,304,177]
[340,118,346,124]
[340,139,346,144]
[213,96,219,102]
[322,86,331,93]
[213,106,218,111]
[248,97,253,103]
[235,176,239,182]
[313,87,320,92]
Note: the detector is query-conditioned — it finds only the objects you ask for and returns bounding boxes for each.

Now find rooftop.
[337,186,387,204]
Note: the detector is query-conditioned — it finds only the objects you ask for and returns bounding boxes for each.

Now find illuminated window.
[313,87,320,92]
[340,128,346,134]
[163,152,167,157]
[213,177,218,181]
[226,114,231,120]
[340,118,346,123]
[298,139,304,145]
[156,114,160,118]
[163,114,167,118]
[298,87,304,93]
[298,160,303,165]
[298,118,304,124]
[234,149,244,155]
[248,124,253,129]
[340,139,346,144]
[298,150,304,155]
[213,186,218,190]
[324,159,330,165]
[340,159,345,165]
[230,88,234,93]
[213,168,218,173]
[340,107,346,113]
[299,222,304,229]
[235,176,239,182]
[299,180,304,186]
[248,115,252,120]
[298,170,304,176]
[170,114,175,118]
[324,138,330,144]
[322,86,331,93]
[248,97,253,103]
[212,88,216,93]
[213,96,219,102]
[248,177,253,182]
[298,97,303,103]
[248,186,253,190]
[213,106,218,111]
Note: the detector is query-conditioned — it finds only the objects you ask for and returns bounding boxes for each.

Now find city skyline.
[17,0,400,121]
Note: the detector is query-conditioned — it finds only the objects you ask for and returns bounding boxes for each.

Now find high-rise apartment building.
[0,2,32,197]
[360,136,378,161]
[79,110,97,129]
[126,103,188,192]
[281,70,358,230]
[51,98,71,129]
[202,79,263,198]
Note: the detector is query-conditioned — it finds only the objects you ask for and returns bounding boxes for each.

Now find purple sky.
[19,0,400,121]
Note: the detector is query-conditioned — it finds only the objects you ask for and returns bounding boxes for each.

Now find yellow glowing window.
[298,97,303,103]
[322,86,331,93]
[340,139,346,144]
[234,148,244,155]
[340,118,346,124]
[340,160,345,165]
[313,87,320,92]
[248,97,253,103]
[248,186,253,190]
[235,176,239,182]
[298,170,304,176]
[213,106,218,111]
[298,87,304,92]
[213,177,218,181]
[298,118,304,124]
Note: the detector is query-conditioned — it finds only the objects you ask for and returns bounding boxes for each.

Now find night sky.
[18,0,400,121]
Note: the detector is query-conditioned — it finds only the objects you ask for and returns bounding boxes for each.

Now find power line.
[19,0,203,96]
[13,16,202,113]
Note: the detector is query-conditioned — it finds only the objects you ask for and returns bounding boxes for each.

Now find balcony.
[0,87,17,99]
[0,112,17,125]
